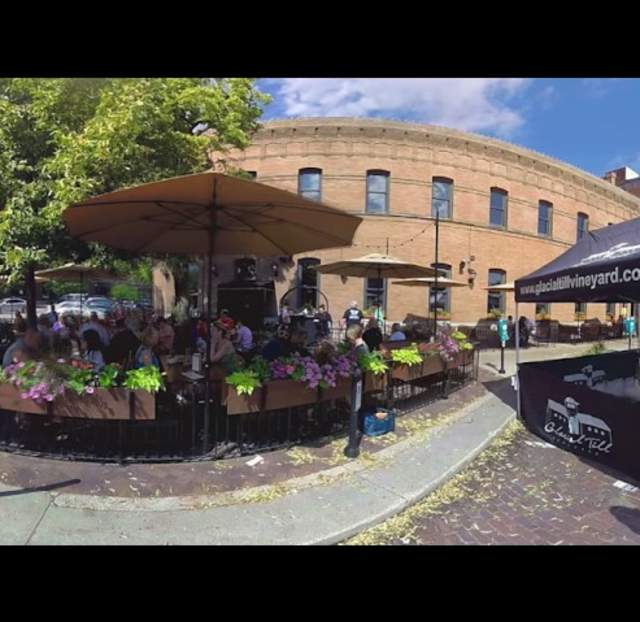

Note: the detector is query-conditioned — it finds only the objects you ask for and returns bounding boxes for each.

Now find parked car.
[55,301,83,317]
[59,293,89,304]
[0,297,27,314]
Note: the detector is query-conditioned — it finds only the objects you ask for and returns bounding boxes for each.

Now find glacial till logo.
[544,397,612,456]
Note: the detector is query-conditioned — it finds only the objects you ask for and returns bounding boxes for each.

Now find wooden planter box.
[446,349,475,370]
[364,372,387,393]
[391,362,427,382]
[319,377,351,402]
[224,379,320,415]
[0,384,156,420]
[422,354,446,376]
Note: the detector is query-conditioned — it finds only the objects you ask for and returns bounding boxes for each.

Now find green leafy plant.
[97,364,120,389]
[123,366,165,393]
[65,367,94,395]
[357,351,389,375]
[110,283,139,302]
[225,369,262,396]
[390,345,423,367]
[248,356,271,383]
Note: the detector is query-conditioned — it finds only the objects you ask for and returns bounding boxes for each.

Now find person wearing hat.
[218,309,235,332]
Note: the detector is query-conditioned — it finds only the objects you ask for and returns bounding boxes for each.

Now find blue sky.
[257,78,640,179]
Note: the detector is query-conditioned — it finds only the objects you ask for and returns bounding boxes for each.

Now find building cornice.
[254,117,640,212]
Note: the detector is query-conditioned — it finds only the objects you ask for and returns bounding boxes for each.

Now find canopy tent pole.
[433,209,440,341]
[203,182,217,455]
[515,301,521,419]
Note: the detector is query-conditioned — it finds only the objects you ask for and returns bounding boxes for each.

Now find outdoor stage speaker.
[235,258,257,281]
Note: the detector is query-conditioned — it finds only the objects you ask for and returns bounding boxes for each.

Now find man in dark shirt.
[106,319,141,366]
[342,301,363,333]
[363,318,383,352]
[316,304,333,338]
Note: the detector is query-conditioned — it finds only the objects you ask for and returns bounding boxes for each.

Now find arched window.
[489,187,508,228]
[432,177,453,219]
[487,269,507,313]
[298,168,322,201]
[538,200,553,237]
[429,263,452,314]
[297,257,320,308]
[577,212,589,241]
[366,170,390,214]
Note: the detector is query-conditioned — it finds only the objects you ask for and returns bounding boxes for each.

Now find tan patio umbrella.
[392,277,468,288]
[313,253,440,280]
[62,171,363,453]
[36,263,116,317]
[35,263,114,283]
[313,253,441,313]
[484,281,515,292]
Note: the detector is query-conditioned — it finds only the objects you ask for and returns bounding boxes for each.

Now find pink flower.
[85,386,95,395]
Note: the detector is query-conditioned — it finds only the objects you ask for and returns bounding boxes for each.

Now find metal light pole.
[432,209,440,340]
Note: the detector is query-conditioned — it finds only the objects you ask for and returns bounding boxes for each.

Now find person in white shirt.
[80,312,111,347]
[389,323,407,342]
[82,329,106,371]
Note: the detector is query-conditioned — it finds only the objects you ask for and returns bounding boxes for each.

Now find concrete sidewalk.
[479,338,634,377]
[0,386,515,545]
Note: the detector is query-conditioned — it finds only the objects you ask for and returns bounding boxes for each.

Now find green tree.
[0,78,270,326]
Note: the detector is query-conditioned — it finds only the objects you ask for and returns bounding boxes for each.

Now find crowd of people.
[1,306,177,372]
[0,297,425,386]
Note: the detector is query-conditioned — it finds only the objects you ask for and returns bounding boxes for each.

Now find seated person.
[2,328,42,368]
[286,329,310,357]
[346,324,369,356]
[14,312,27,336]
[82,329,106,371]
[218,309,235,332]
[155,316,175,355]
[261,325,290,361]
[389,323,407,342]
[363,318,383,352]
[80,312,111,347]
[234,319,254,353]
[106,318,141,366]
[134,326,161,368]
[210,327,240,375]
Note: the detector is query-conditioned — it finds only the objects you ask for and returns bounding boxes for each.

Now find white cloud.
[582,78,616,98]
[267,78,532,137]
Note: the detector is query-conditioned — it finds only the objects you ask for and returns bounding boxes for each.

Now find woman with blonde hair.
[134,326,161,368]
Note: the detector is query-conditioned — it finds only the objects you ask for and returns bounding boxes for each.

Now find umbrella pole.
[433,210,440,341]
[203,225,215,455]
[515,301,521,420]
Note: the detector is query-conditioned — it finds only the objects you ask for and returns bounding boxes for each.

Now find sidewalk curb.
[50,392,498,514]
[318,404,516,545]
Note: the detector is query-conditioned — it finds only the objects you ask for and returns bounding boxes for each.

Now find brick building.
[216,117,640,325]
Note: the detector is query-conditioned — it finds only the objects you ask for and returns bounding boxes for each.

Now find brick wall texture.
[215,117,640,324]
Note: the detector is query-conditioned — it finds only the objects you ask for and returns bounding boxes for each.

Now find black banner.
[519,350,640,482]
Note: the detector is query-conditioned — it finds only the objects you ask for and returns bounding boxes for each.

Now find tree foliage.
[0,78,270,323]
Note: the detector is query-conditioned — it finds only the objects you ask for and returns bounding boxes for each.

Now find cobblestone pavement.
[346,420,640,545]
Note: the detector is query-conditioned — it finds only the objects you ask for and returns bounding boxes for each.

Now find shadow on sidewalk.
[480,376,517,411]
[610,506,640,535]
[0,478,81,498]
